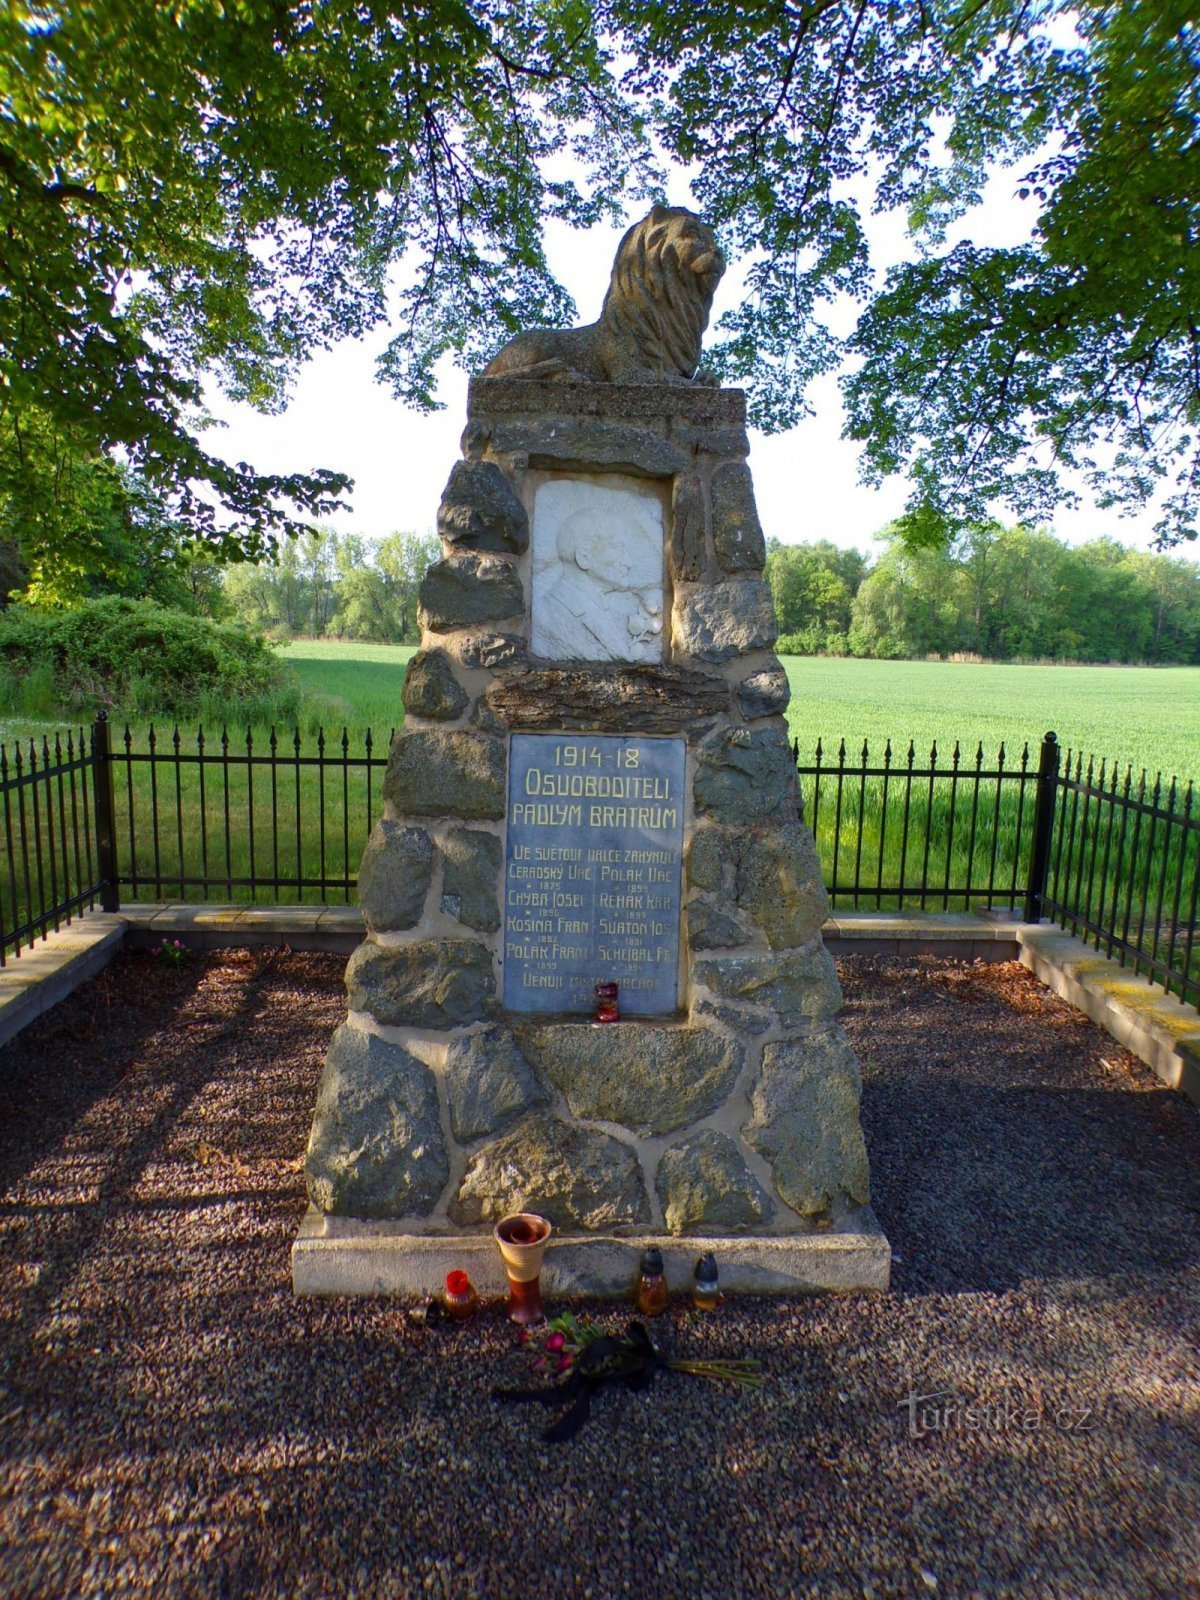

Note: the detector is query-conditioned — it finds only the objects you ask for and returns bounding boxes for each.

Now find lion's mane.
[483,206,725,385]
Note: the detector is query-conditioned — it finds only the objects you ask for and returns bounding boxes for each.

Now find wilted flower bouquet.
[497,1310,763,1442]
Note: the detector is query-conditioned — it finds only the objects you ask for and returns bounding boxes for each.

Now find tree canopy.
[2,0,1196,570]
[0,0,635,581]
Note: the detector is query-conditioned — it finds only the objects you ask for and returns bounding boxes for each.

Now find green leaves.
[613,0,1199,544]
[0,0,628,558]
[2,0,1198,562]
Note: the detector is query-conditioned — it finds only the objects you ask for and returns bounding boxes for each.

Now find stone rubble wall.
[304,380,871,1237]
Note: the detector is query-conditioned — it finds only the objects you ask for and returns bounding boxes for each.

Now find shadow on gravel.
[863,1080,1200,1294]
[0,963,209,1197]
[2,950,1199,1600]
[0,961,277,1351]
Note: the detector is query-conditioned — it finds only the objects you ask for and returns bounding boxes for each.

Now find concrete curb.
[120,903,1027,961]
[0,915,126,1050]
[1017,925,1200,1106]
[822,910,1023,963]
[119,902,360,953]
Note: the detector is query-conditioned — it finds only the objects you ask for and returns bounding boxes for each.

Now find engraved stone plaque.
[530,475,665,663]
[503,732,685,1015]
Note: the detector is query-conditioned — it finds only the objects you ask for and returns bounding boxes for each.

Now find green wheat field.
[281,644,1200,783]
[781,656,1200,781]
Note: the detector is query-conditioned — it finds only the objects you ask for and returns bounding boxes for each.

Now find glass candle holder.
[595,980,620,1023]
[636,1247,668,1317]
[442,1269,479,1321]
[692,1252,720,1311]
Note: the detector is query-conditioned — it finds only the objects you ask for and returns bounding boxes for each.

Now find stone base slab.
[291,1205,891,1298]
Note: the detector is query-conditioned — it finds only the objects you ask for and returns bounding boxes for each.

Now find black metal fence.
[2,717,1197,1009]
[795,735,1047,914]
[1,727,105,963]
[1041,750,1199,1010]
[796,730,1198,1007]
[0,715,392,966]
[107,718,393,904]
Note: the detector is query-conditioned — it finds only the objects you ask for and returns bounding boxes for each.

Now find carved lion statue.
[484,205,725,385]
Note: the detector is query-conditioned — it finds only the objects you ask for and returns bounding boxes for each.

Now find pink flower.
[545,1332,565,1353]
[556,1354,573,1373]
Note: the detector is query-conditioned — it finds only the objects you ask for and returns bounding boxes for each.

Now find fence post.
[1024,730,1060,923]
[92,712,119,913]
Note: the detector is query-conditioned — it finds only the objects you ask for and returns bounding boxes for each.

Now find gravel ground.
[1,947,1198,1600]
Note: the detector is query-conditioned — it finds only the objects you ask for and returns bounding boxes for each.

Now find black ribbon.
[493,1322,666,1443]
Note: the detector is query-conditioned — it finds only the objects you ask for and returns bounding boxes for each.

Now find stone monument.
[293,205,890,1296]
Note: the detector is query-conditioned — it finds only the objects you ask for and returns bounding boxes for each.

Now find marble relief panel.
[530,474,666,663]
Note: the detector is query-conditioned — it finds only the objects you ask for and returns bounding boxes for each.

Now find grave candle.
[594,981,620,1023]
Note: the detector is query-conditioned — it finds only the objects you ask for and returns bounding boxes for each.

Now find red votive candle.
[595,981,620,1023]
[442,1270,479,1320]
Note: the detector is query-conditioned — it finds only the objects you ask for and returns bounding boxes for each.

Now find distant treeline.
[767,525,1200,664]
[221,529,439,643]
[226,519,1200,664]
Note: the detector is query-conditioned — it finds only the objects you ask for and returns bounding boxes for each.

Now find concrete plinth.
[291,1205,891,1299]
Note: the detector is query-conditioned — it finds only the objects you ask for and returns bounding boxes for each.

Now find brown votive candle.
[636,1247,668,1317]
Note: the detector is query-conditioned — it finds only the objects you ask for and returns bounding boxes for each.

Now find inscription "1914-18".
[502,733,685,1016]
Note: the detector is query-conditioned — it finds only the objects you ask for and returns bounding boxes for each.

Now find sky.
[204,170,1170,560]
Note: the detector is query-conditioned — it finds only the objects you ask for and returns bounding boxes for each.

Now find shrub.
[776,626,848,657]
[0,597,297,719]
[775,630,816,656]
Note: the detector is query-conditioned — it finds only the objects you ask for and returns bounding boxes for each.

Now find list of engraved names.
[503,733,685,1015]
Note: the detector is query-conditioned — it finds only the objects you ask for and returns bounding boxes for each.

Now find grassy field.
[276,639,417,733]
[4,645,1197,989]
[5,643,1196,778]
[279,644,1200,786]
[782,658,1198,951]
[784,657,1200,783]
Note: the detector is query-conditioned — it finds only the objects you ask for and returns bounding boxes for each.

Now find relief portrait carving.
[531,478,664,664]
